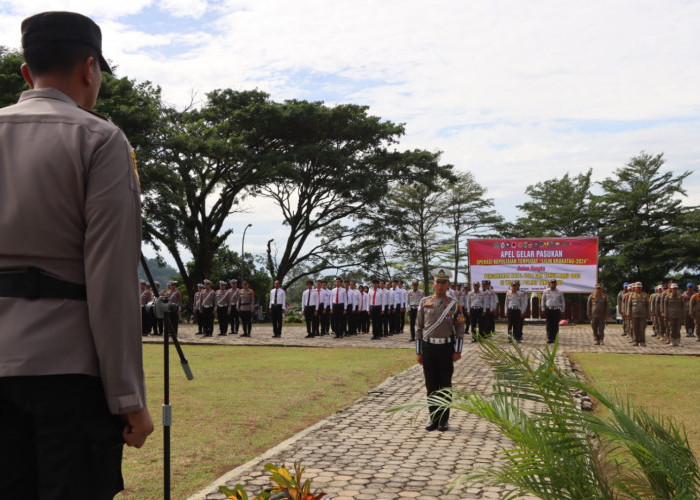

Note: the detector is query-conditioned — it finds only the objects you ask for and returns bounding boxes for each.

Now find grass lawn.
[118,345,414,499]
[571,353,700,458]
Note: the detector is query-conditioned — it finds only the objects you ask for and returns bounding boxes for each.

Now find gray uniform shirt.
[0,88,144,414]
[415,295,465,354]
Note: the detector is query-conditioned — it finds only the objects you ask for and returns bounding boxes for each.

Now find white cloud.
[3,0,699,267]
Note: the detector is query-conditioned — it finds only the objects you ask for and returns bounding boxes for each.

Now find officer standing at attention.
[682,283,696,338]
[369,279,386,340]
[541,279,565,344]
[330,277,347,338]
[165,280,182,337]
[466,281,485,341]
[194,283,204,334]
[407,280,425,341]
[587,283,609,345]
[269,280,286,338]
[228,280,240,335]
[140,281,153,336]
[215,281,231,336]
[662,283,684,347]
[0,12,153,498]
[237,280,255,337]
[625,282,649,347]
[416,269,465,432]
[617,282,629,337]
[200,279,216,336]
[301,280,319,338]
[505,280,528,343]
[150,281,164,335]
[689,286,700,342]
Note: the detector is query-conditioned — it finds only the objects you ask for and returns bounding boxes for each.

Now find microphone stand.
[141,254,194,500]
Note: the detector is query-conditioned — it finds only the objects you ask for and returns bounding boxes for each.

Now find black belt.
[0,267,87,301]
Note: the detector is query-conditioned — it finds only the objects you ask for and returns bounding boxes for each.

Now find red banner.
[468,237,598,293]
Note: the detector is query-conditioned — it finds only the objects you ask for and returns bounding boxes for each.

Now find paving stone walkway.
[151,322,699,500]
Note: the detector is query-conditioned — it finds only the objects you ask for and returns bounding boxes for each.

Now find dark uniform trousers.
[391,307,401,334]
[230,306,239,334]
[409,307,419,340]
[0,375,124,500]
[217,306,229,335]
[371,306,383,339]
[202,306,214,336]
[239,310,252,336]
[270,305,283,337]
[304,306,317,337]
[332,304,345,337]
[508,308,524,341]
[141,306,150,335]
[150,308,164,335]
[469,307,485,337]
[383,306,392,336]
[320,306,329,335]
[545,308,561,343]
[346,305,355,335]
[422,342,454,426]
[195,309,202,334]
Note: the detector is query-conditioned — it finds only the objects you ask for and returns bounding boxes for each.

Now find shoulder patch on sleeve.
[130,149,140,187]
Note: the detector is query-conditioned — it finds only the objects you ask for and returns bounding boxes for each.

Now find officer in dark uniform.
[416,268,465,432]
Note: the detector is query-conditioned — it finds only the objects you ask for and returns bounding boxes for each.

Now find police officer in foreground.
[416,268,465,432]
[0,12,153,498]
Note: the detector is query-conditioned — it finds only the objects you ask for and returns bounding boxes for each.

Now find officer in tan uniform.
[690,287,700,342]
[505,280,528,343]
[662,283,684,346]
[682,283,695,337]
[416,268,465,432]
[228,279,241,335]
[237,279,255,337]
[193,283,204,334]
[140,281,154,336]
[0,12,152,498]
[625,282,649,346]
[215,280,231,336]
[165,280,182,337]
[587,283,609,345]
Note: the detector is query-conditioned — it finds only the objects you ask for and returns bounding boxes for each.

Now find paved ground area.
[148,322,699,500]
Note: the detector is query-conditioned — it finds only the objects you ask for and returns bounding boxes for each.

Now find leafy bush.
[219,462,328,500]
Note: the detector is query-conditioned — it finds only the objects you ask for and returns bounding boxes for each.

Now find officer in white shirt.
[269,280,286,338]
[330,278,347,338]
[407,281,425,341]
[301,280,319,338]
[369,280,385,339]
[541,279,565,343]
[505,280,529,342]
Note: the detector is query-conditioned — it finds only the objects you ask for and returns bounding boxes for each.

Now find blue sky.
[2,0,699,265]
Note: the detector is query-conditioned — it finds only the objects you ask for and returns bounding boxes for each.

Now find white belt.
[424,337,453,344]
[508,307,521,310]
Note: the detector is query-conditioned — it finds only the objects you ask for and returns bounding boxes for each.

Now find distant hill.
[138,257,178,287]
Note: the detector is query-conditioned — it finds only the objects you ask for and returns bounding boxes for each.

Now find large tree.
[142,89,276,294]
[595,152,693,287]
[498,169,597,238]
[250,98,424,287]
[442,171,503,284]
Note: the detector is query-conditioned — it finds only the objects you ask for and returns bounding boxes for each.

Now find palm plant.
[391,340,700,499]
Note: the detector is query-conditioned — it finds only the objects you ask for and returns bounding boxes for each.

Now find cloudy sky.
[2,0,699,262]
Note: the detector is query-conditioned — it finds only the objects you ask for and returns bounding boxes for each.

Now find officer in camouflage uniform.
[625,282,649,347]
[415,268,465,432]
[690,286,700,342]
[662,283,684,346]
[587,283,609,345]
[682,283,695,337]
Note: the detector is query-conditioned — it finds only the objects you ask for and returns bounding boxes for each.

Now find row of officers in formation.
[137,275,700,348]
[614,281,700,347]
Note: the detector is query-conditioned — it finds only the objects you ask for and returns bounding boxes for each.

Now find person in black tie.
[269,280,286,338]
[301,280,319,338]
